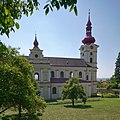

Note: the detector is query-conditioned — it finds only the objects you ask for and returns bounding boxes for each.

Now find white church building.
[27,12,99,100]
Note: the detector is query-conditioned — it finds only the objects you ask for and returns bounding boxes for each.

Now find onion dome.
[82,10,95,45]
[33,34,39,48]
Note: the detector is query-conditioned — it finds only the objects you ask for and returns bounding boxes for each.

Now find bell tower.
[80,10,99,67]
[29,34,44,59]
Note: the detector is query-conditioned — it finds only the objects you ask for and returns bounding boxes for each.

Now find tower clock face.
[35,54,38,58]
[90,45,93,49]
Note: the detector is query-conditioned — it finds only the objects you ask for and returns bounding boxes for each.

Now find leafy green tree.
[62,78,86,106]
[107,53,120,90]
[0,0,78,37]
[0,42,46,118]
[107,75,119,89]
[97,79,108,88]
[115,52,120,84]
[97,80,104,88]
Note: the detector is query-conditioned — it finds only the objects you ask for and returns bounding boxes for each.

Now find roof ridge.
[45,57,84,60]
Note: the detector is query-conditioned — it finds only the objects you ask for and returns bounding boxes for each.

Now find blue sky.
[1,0,120,78]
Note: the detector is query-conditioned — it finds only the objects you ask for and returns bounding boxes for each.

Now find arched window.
[79,72,82,78]
[52,87,57,94]
[86,75,89,80]
[90,58,92,63]
[60,71,64,78]
[51,71,54,78]
[34,73,39,80]
[90,52,93,55]
[70,71,73,78]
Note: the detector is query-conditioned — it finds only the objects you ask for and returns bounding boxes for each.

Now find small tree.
[62,78,86,106]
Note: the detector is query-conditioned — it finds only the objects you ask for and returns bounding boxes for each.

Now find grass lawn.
[0,98,120,120]
[41,98,120,120]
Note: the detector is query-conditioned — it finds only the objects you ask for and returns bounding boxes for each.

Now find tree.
[107,75,119,89]
[0,43,46,118]
[115,52,120,84]
[0,0,78,37]
[62,78,86,106]
[107,52,120,90]
[97,80,106,88]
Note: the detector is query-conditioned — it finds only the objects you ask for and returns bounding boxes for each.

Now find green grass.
[1,98,120,120]
[41,98,120,120]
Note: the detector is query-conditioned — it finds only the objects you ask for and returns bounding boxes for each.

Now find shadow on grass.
[0,113,41,120]
[46,99,57,103]
[64,104,93,109]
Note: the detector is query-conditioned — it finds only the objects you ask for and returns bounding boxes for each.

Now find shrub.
[103,93,119,98]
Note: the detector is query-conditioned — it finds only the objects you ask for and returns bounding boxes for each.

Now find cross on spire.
[33,33,39,48]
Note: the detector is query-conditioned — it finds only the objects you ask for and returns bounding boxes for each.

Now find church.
[27,12,99,100]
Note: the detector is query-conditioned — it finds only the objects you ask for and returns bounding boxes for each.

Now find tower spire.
[82,10,95,45]
[86,9,92,37]
[33,33,39,48]
[88,9,90,23]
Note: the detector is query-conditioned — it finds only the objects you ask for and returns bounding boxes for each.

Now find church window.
[51,71,54,78]
[90,52,93,55]
[60,71,64,78]
[86,75,89,80]
[79,72,82,78]
[52,87,57,94]
[70,71,73,78]
[90,58,92,63]
[34,73,39,80]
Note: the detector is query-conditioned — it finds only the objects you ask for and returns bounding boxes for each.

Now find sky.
[1,0,120,78]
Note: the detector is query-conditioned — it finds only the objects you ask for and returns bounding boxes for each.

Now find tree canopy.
[107,75,119,89]
[107,52,120,89]
[115,52,120,84]
[0,0,78,37]
[0,42,46,118]
[62,78,86,106]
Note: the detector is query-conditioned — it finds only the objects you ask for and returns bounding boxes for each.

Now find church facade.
[27,12,99,100]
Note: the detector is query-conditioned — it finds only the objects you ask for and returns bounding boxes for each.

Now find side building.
[27,12,99,100]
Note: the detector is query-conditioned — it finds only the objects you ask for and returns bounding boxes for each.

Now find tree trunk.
[72,98,74,107]
[18,104,22,119]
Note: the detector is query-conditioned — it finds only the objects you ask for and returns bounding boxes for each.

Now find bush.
[82,97,87,104]
[103,93,119,98]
